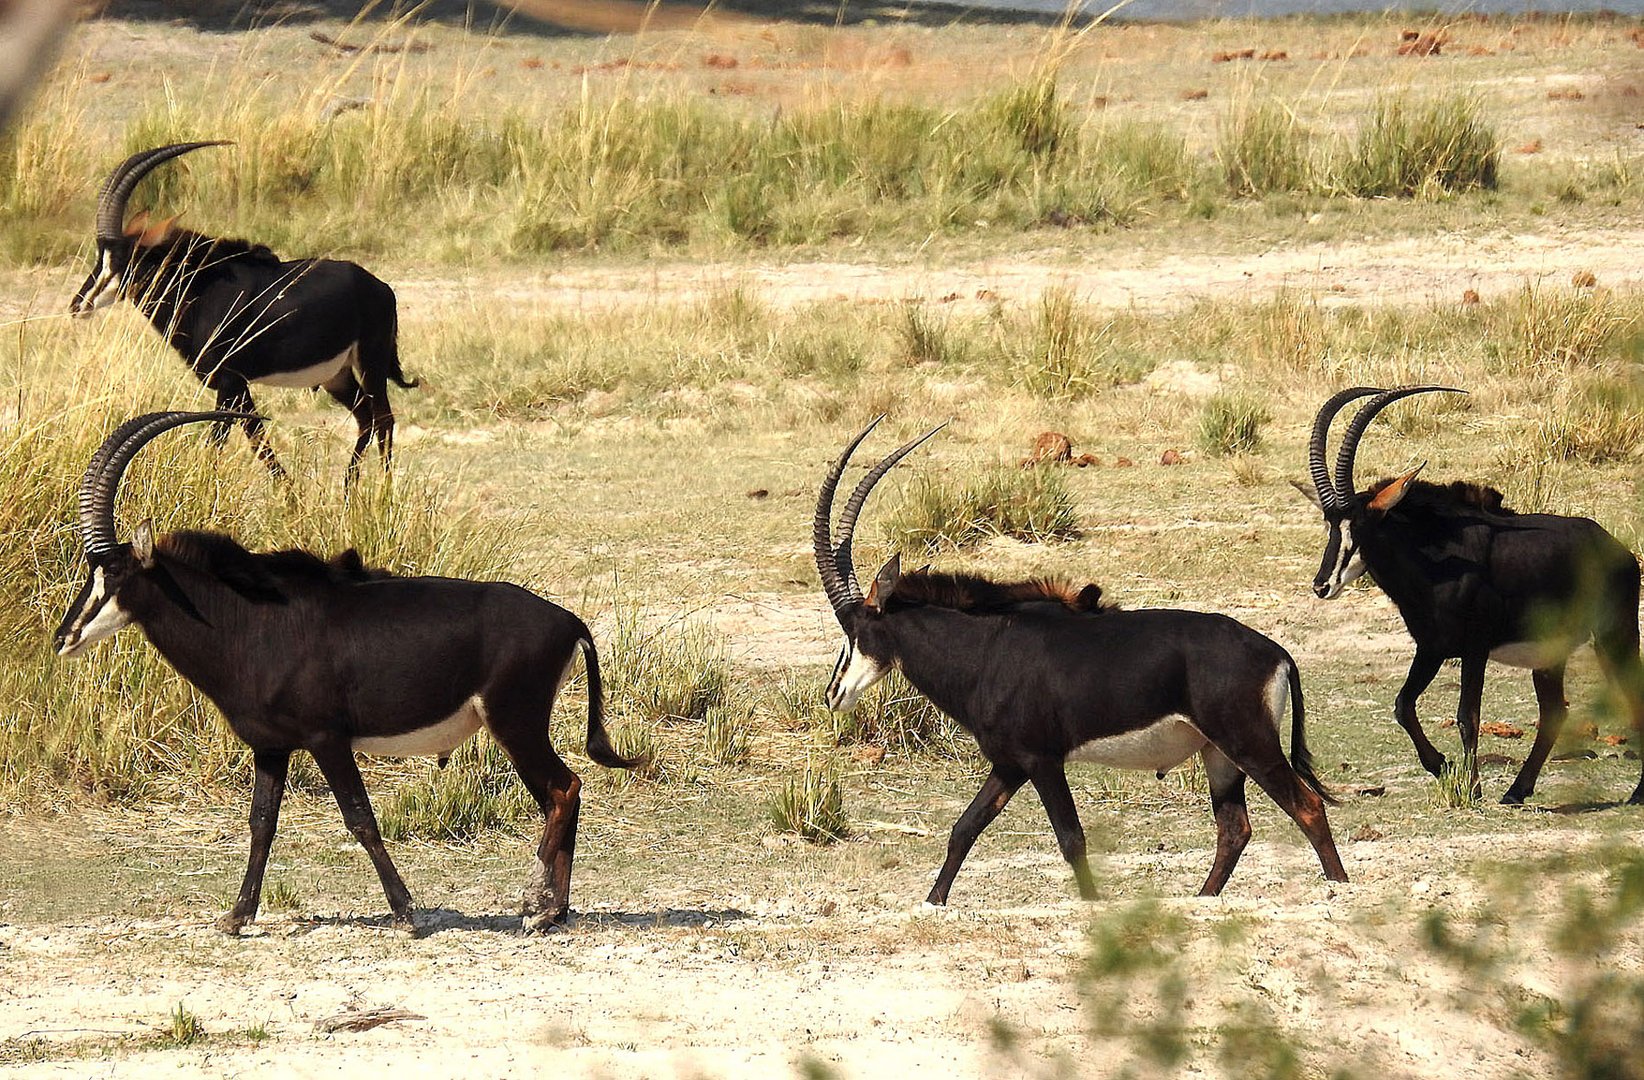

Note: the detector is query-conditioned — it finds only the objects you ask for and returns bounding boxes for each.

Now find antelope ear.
[121,210,151,238]
[1368,463,1425,513]
[1289,478,1324,510]
[865,554,902,612]
[133,214,180,248]
[132,519,156,567]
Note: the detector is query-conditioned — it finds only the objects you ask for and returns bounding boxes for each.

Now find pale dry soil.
[2,809,1639,1079]
[389,222,1644,316]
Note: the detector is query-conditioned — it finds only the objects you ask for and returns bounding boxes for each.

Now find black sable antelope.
[54,412,637,933]
[1302,386,1644,805]
[813,420,1348,902]
[70,142,416,484]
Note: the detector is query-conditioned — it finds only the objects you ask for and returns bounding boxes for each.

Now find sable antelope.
[70,143,415,484]
[54,412,637,933]
[813,420,1348,902]
[1301,386,1644,805]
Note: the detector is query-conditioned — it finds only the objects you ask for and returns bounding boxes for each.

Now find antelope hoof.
[523,909,570,935]
[214,912,249,936]
[390,911,419,936]
[1500,789,1529,806]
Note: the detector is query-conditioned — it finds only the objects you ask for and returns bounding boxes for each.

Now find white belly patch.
[255,343,357,389]
[352,697,485,758]
[1489,641,1571,670]
[1065,716,1208,772]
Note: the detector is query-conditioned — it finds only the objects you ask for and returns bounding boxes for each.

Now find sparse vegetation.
[1196,389,1272,457]
[886,466,1080,553]
[6,12,1644,1073]
[770,761,848,843]
[376,738,536,842]
[1220,98,1311,197]
[1334,94,1499,198]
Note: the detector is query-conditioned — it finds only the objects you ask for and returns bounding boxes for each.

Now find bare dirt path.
[393,224,1644,315]
[1,825,1630,1078]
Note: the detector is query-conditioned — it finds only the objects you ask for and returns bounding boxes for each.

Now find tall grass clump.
[603,602,730,724]
[1219,99,1311,196]
[1095,122,1199,201]
[885,465,1080,553]
[377,737,536,842]
[1017,286,1140,395]
[1504,284,1634,371]
[1529,379,1644,463]
[1335,94,1498,198]
[1196,390,1272,457]
[699,702,752,767]
[982,74,1071,159]
[769,761,849,843]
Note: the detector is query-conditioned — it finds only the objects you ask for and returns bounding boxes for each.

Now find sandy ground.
[1,822,1636,1078]
[393,224,1644,316]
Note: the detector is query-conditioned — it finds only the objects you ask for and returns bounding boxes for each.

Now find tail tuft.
[580,638,641,770]
[1287,661,1339,806]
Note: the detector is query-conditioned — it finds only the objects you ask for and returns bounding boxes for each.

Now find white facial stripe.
[77,251,121,315]
[58,568,132,656]
[826,637,890,712]
[1320,521,1367,599]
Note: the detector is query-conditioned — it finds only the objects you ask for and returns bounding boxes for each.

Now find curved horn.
[95,141,229,242]
[1307,387,1382,511]
[834,422,947,605]
[78,410,256,557]
[1333,385,1467,500]
[814,417,884,613]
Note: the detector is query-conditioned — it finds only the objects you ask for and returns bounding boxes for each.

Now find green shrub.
[376,738,536,842]
[1197,390,1272,457]
[770,762,849,843]
[1335,94,1498,198]
[885,466,1080,553]
[1220,99,1311,196]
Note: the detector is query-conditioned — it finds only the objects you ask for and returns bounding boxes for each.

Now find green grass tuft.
[770,762,849,844]
[885,465,1080,553]
[1196,390,1272,457]
[1335,94,1498,198]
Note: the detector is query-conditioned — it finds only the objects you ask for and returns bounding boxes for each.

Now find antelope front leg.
[1030,766,1098,901]
[218,748,290,935]
[1395,650,1448,777]
[926,766,1024,907]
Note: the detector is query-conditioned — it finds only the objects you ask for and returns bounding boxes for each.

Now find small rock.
[745,488,770,499]
[1351,825,1384,842]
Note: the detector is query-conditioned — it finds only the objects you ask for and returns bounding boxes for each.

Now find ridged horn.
[1333,386,1467,501]
[95,141,228,242]
[1307,387,1382,512]
[814,417,884,613]
[78,410,256,558]
[833,422,947,605]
